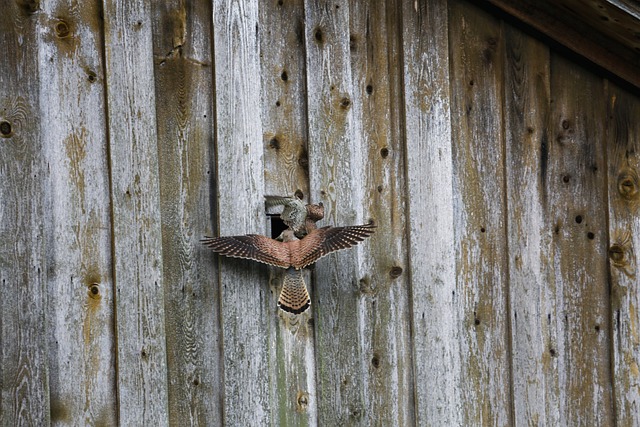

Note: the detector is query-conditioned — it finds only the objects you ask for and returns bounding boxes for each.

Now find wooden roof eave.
[483,0,640,90]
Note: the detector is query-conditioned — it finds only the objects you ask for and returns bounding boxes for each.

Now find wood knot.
[87,283,101,299]
[609,243,625,264]
[389,266,403,278]
[54,20,71,38]
[0,121,12,137]
[296,391,309,412]
[268,136,280,150]
[617,168,639,201]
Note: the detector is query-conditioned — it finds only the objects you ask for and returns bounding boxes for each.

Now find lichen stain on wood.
[50,398,71,422]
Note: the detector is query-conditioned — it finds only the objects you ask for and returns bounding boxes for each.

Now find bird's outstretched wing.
[292,222,376,269]
[201,234,291,268]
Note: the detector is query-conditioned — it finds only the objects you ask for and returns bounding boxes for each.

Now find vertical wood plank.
[260,0,309,199]
[448,1,512,424]
[546,53,612,424]
[37,0,117,424]
[348,0,414,424]
[503,24,560,425]
[400,0,460,424]
[102,0,169,423]
[213,0,270,424]
[0,2,49,425]
[606,84,640,425]
[259,1,317,425]
[151,1,223,424]
[303,0,372,424]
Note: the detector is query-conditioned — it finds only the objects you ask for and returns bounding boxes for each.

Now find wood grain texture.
[546,53,612,425]
[0,3,50,425]
[400,0,461,424]
[349,0,414,424]
[503,24,559,425]
[606,84,640,425]
[213,0,270,424]
[151,1,223,424]
[102,0,169,423]
[448,1,512,424]
[260,0,309,199]
[259,1,317,425]
[303,0,372,425]
[37,0,117,424]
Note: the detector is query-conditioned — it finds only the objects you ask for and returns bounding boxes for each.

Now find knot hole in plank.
[0,121,12,138]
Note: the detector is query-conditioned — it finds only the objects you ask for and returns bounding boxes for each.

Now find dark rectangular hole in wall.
[268,214,287,239]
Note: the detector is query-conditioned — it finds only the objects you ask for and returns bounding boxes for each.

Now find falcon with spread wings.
[202,222,375,314]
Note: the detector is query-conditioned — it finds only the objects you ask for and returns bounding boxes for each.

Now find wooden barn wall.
[1,0,639,425]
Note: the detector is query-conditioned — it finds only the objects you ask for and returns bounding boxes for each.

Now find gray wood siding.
[1,0,639,425]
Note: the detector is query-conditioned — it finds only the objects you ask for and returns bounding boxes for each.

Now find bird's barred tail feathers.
[278,268,310,314]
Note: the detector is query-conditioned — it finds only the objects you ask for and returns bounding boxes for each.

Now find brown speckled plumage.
[201,222,375,314]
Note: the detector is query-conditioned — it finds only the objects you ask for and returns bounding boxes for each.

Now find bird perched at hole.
[201,222,375,314]
[265,195,325,238]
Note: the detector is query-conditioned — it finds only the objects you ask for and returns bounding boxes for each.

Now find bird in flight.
[265,195,325,238]
[202,222,375,314]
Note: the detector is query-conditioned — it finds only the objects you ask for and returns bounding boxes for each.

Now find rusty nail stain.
[54,20,70,38]
[0,121,12,137]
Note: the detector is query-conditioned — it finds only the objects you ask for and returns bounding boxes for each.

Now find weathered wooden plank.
[348,0,414,424]
[151,1,222,424]
[260,0,309,199]
[36,1,117,424]
[503,24,559,425]
[259,1,317,425]
[483,0,640,90]
[606,84,640,425]
[303,0,371,424]
[448,1,512,424]
[213,0,270,424]
[400,0,460,424]
[545,53,613,425]
[102,0,169,423]
[0,3,50,426]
